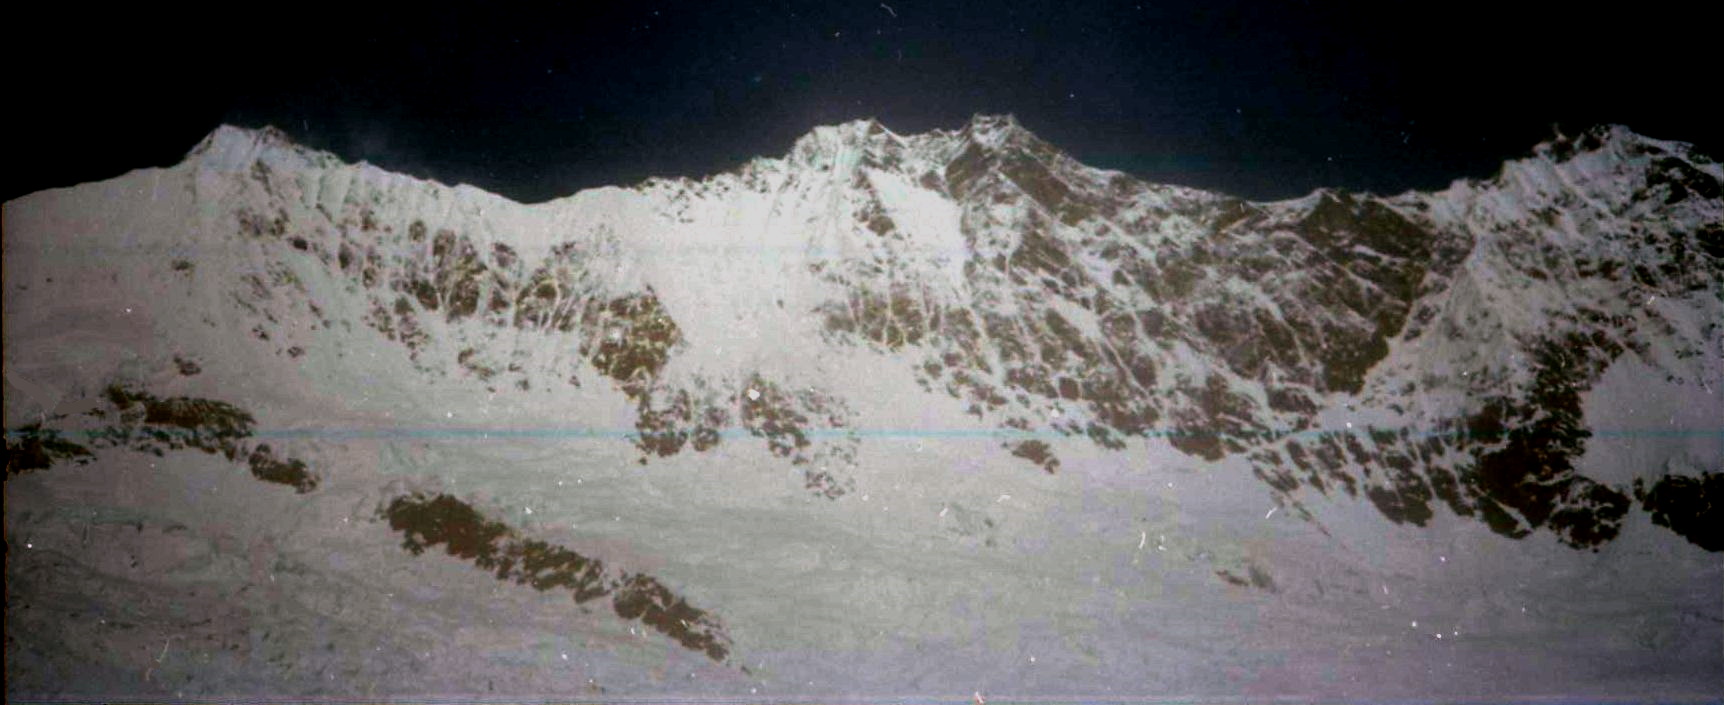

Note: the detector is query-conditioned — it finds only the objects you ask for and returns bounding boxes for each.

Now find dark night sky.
[6,1,1717,204]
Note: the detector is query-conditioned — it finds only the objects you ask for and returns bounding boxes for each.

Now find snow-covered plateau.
[4,115,1720,700]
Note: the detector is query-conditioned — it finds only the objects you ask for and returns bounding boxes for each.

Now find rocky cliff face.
[7,117,1721,553]
[5,116,1722,696]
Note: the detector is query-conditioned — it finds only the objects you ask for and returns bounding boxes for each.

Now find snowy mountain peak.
[1534,123,1680,161]
[958,112,1036,148]
[6,116,1720,559]
[774,114,1063,186]
[187,124,341,175]
[784,117,907,170]
[1494,123,1722,201]
[5,114,1722,696]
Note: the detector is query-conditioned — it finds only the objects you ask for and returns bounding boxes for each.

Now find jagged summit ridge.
[183,117,1707,212]
[185,114,1099,212]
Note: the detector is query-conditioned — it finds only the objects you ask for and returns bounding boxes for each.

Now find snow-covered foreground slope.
[4,117,1720,699]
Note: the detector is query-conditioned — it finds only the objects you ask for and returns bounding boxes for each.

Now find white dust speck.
[1265,507,1277,519]
[746,388,761,401]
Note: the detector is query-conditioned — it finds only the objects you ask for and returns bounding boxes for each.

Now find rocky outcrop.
[384,493,732,662]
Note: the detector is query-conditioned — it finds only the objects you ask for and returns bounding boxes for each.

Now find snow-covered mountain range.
[5,116,1720,698]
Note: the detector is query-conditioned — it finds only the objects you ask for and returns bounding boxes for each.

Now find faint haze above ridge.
[5,1,1718,204]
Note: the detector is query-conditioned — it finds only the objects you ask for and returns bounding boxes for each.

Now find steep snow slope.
[4,117,1720,699]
